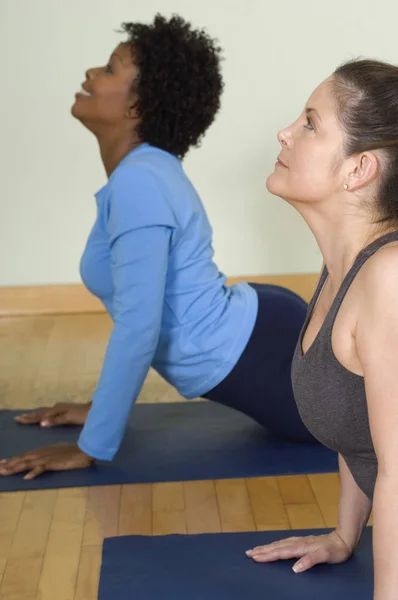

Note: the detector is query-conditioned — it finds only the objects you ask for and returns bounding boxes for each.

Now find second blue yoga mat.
[99,528,373,599]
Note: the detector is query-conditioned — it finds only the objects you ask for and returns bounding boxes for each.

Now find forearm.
[373,473,398,599]
[79,223,170,459]
[78,332,156,460]
[335,454,372,551]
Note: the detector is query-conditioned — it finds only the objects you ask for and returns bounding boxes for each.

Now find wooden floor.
[0,313,341,600]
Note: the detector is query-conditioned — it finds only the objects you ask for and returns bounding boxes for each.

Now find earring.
[343,183,349,191]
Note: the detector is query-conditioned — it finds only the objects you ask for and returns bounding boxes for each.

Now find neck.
[96,131,142,177]
[291,197,391,293]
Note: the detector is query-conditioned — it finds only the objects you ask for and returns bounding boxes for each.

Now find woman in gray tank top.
[246,60,398,598]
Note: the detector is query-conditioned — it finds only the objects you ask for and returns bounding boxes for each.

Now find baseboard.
[0,273,319,317]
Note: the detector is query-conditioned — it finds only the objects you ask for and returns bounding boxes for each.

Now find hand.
[0,443,93,479]
[246,531,353,573]
[15,402,91,427]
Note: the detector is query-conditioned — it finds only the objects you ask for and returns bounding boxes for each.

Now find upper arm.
[108,165,176,240]
[356,248,398,471]
[106,165,176,322]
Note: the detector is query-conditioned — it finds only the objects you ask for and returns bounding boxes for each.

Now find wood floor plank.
[0,538,14,563]
[0,492,26,536]
[3,596,35,600]
[33,315,108,407]
[247,477,290,531]
[74,546,102,600]
[184,481,221,534]
[152,482,185,512]
[10,490,57,559]
[0,492,26,560]
[118,484,152,536]
[152,482,186,535]
[37,488,87,600]
[0,560,6,586]
[216,479,256,533]
[152,511,187,535]
[82,486,120,547]
[0,557,42,599]
[0,317,55,409]
[285,503,326,529]
[308,473,340,528]
[277,475,316,505]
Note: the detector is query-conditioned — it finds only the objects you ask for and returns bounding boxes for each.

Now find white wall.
[1,0,397,286]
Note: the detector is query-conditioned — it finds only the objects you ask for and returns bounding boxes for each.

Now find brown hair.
[332,59,398,225]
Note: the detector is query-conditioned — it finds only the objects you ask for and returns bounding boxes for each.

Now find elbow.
[376,456,398,481]
[374,469,398,503]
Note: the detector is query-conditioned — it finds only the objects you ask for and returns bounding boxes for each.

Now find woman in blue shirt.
[1,15,312,479]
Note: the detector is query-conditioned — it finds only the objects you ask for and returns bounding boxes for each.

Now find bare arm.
[336,454,372,551]
[356,249,398,600]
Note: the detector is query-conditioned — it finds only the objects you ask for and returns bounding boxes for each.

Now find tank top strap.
[308,265,329,313]
[326,230,398,323]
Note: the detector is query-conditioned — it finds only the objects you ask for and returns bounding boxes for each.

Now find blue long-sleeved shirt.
[78,143,258,460]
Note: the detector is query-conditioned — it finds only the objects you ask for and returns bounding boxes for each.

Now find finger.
[249,544,306,563]
[15,411,45,424]
[41,412,70,427]
[0,459,32,476]
[0,451,41,471]
[246,537,303,556]
[24,465,46,480]
[15,405,62,425]
[40,407,67,427]
[246,537,301,554]
[2,451,41,464]
[293,548,328,573]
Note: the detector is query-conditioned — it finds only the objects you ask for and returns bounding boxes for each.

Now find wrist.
[76,444,94,462]
[334,527,363,553]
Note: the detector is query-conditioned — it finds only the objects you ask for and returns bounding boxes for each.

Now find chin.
[71,97,91,122]
[266,171,286,197]
[70,104,93,133]
[70,101,81,120]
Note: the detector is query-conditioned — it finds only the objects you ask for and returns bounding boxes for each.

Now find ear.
[347,152,379,191]
[125,101,138,120]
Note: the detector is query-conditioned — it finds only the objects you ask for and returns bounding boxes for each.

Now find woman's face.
[267,78,346,205]
[71,43,138,133]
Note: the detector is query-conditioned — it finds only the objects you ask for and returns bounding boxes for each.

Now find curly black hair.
[121,14,223,159]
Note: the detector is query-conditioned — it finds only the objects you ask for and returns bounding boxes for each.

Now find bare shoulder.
[359,242,398,306]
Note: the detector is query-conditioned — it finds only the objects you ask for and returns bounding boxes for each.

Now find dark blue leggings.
[203,284,316,443]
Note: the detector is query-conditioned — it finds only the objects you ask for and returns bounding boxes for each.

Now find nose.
[277,128,292,148]
[85,68,95,80]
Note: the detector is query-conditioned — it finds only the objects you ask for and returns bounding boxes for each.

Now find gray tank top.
[292,231,398,500]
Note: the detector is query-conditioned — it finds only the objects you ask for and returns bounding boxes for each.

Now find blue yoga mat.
[99,528,373,600]
[0,402,337,491]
